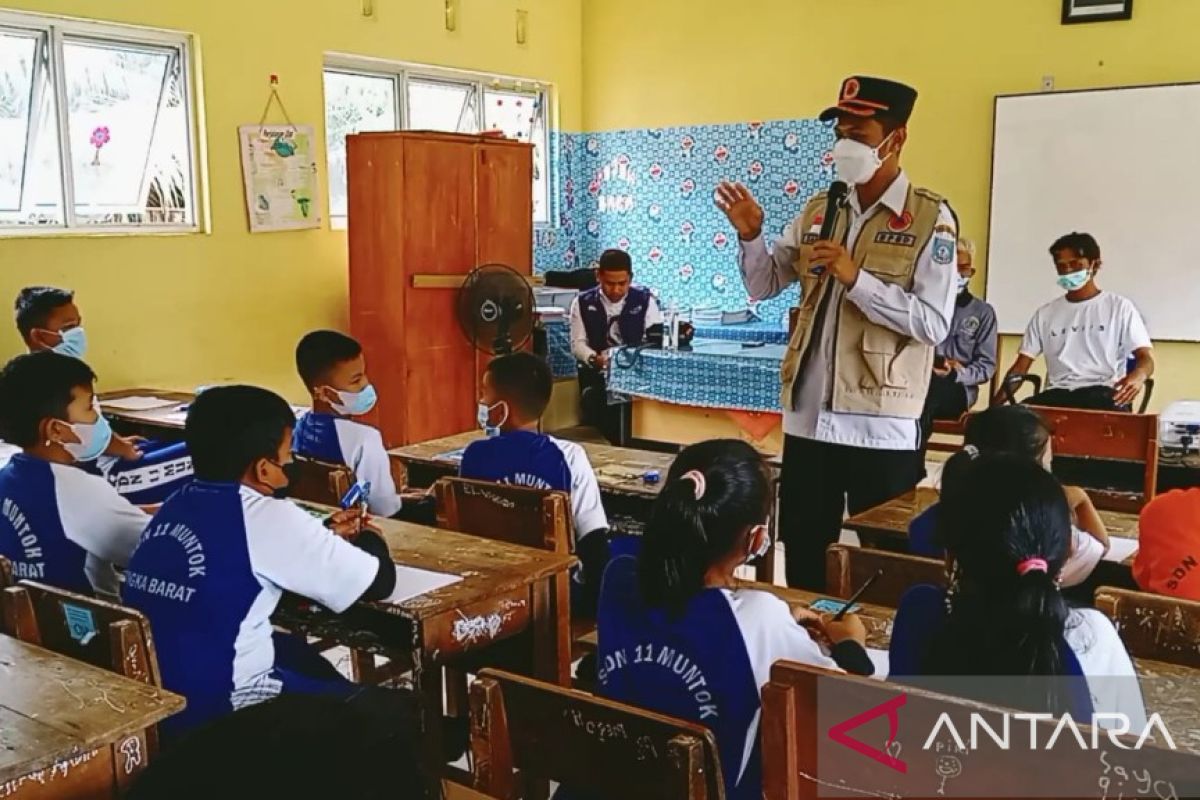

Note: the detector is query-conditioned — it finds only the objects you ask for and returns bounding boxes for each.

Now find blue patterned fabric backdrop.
[534,119,835,329]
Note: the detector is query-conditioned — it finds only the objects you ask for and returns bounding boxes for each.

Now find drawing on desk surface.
[451,598,526,643]
[1099,750,1179,800]
[1,749,102,793]
[119,735,143,774]
[101,395,179,412]
[385,566,463,605]
[935,754,962,795]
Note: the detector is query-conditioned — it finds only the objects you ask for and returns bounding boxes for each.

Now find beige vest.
[780,184,947,419]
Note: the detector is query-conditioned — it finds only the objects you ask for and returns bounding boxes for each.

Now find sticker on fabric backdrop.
[932,236,956,265]
[875,231,917,248]
[784,180,801,199]
[63,603,98,645]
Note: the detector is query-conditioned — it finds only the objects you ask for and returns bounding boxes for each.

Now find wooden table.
[98,388,194,441]
[580,580,1200,754]
[389,431,674,503]
[389,431,781,582]
[272,508,576,785]
[843,486,1140,590]
[0,634,184,797]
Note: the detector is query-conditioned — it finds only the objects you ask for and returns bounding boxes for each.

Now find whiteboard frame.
[985,79,1200,342]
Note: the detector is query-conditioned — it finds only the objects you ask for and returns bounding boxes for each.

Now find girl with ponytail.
[595,439,872,800]
[891,451,1146,726]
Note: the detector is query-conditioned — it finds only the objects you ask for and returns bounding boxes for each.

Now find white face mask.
[957,275,971,291]
[832,133,894,185]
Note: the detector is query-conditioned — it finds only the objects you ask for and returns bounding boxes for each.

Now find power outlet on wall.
[1042,75,1055,92]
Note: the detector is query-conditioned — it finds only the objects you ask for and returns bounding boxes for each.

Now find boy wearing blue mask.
[0,352,150,597]
[292,330,403,518]
[998,232,1154,411]
[14,286,194,506]
[463,352,609,614]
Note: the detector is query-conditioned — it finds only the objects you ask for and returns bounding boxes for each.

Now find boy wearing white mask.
[999,232,1154,411]
[0,352,149,598]
[463,352,609,614]
[715,75,958,591]
[14,286,195,506]
[292,330,404,518]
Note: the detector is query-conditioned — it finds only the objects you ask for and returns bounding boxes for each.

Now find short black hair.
[597,249,632,274]
[0,352,96,447]
[127,693,425,800]
[185,385,295,482]
[15,286,75,337]
[486,352,553,420]
[295,330,363,389]
[1049,232,1100,262]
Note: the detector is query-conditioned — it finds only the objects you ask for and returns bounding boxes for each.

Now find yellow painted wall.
[581,0,1200,412]
[0,0,582,402]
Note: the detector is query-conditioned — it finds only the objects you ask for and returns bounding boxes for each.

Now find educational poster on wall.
[238,124,322,232]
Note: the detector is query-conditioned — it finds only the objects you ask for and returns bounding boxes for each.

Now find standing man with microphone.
[715,76,958,590]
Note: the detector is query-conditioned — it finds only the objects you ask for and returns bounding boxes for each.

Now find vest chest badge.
[874,231,917,247]
[888,211,913,232]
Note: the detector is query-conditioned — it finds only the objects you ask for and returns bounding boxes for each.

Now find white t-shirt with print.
[1020,292,1152,392]
[1064,608,1147,729]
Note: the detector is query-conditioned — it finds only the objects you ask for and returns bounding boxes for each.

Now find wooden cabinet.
[347,131,533,447]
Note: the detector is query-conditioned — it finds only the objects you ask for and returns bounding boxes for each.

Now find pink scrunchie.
[1016,557,1049,576]
[680,470,707,501]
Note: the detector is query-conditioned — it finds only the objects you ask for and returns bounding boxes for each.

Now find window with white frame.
[323,58,551,227]
[0,11,198,233]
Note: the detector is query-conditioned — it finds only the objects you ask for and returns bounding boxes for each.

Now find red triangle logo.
[827,693,908,773]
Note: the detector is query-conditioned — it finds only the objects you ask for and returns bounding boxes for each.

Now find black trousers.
[916,373,970,473]
[780,435,921,591]
[1026,385,1123,412]
[577,362,631,445]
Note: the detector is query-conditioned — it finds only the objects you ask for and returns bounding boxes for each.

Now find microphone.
[812,180,849,275]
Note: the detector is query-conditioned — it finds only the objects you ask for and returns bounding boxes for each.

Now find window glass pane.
[0,29,63,226]
[0,31,36,212]
[63,37,193,226]
[407,77,477,133]
[323,70,397,219]
[484,88,549,224]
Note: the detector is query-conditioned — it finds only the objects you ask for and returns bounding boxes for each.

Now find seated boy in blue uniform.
[462,352,610,613]
[291,330,405,518]
[0,352,150,597]
[15,286,192,506]
[122,385,403,737]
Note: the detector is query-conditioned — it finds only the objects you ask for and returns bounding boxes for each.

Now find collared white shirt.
[738,171,958,450]
[569,289,664,363]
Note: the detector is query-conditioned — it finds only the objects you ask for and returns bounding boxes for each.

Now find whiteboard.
[987,83,1200,341]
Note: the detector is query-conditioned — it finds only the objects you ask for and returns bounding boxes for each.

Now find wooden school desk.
[844,486,1141,587]
[98,389,193,441]
[0,634,184,798]
[271,508,576,782]
[581,579,1200,755]
[390,431,781,582]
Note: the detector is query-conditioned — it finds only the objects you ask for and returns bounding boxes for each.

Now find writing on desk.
[0,749,101,797]
[460,482,516,509]
[451,599,526,644]
[1099,750,1178,800]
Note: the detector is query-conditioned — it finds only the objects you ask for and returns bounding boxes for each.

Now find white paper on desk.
[867,647,890,681]
[384,565,463,604]
[102,395,179,411]
[156,412,189,425]
[1104,537,1140,563]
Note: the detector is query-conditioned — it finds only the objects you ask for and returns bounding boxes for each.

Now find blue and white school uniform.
[91,440,194,506]
[122,481,381,734]
[0,453,149,596]
[889,584,1147,727]
[597,556,839,800]
[292,412,401,517]
[460,430,608,538]
[908,503,1105,588]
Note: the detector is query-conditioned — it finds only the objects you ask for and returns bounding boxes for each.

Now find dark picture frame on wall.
[1062,0,1134,24]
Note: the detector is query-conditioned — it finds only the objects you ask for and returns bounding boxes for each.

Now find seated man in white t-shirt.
[998,232,1154,411]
